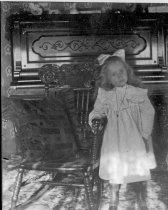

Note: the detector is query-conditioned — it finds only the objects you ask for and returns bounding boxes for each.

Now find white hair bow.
[97,49,125,65]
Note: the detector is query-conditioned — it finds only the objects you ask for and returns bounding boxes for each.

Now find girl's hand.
[91,118,103,134]
[91,117,107,134]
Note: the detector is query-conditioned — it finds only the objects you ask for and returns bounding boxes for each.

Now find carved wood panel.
[22,27,156,68]
[31,33,146,58]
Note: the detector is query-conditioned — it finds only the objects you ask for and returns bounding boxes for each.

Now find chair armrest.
[89,118,107,163]
[91,117,107,135]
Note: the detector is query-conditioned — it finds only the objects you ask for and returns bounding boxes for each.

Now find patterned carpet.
[2,156,168,210]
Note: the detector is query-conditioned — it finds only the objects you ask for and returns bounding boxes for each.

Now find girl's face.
[107,61,128,87]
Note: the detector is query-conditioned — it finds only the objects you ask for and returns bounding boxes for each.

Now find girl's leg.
[109,183,121,210]
[98,180,108,210]
[134,181,148,210]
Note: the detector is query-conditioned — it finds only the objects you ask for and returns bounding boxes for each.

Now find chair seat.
[19,153,99,172]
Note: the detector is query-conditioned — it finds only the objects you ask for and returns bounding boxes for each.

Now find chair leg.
[91,171,95,190]
[11,168,24,210]
[96,177,103,209]
[84,172,95,210]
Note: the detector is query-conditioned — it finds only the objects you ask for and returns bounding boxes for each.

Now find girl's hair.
[95,56,142,90]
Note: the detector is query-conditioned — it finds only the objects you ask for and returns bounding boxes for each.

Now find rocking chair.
[8,86,105,210]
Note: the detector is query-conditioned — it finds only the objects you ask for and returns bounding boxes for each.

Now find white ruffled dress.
[89,84,156,184]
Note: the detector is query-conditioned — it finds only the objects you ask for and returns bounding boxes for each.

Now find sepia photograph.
[2,1,168,209]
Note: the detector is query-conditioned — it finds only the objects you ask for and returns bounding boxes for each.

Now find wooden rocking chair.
[7,78,105,210]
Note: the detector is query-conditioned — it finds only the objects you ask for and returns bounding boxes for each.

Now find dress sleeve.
[89,88,106,127]
[139,92,155,140]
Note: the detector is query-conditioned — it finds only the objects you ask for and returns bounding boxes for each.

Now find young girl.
[89,49,156,210]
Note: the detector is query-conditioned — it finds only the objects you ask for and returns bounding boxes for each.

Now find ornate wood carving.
[27,30,151,65]
[38,63,99,88]
[39,64,65,85]
[32,34,146,57]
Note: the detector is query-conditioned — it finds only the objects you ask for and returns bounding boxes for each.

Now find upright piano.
[7,12,168,165]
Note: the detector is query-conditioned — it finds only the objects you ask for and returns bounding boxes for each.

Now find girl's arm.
[139,94,155,140]
[89,88,106,127]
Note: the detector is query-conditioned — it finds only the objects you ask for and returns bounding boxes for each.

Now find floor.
[2,151,168,210]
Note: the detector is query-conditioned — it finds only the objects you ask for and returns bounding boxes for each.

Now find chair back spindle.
[74,88,92,148]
